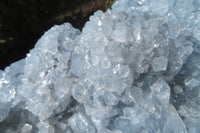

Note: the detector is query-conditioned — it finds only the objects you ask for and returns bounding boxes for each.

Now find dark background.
[0,0,115,70]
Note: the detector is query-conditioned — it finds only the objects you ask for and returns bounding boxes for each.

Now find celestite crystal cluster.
[0,0,200,132]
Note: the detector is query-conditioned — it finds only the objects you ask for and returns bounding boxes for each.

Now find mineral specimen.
[0,0,200,133]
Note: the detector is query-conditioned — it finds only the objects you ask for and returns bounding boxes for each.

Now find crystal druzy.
[0,0,200,133]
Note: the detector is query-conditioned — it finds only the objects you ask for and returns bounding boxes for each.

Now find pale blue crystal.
[151,56,168,72]
[0,0,200,132]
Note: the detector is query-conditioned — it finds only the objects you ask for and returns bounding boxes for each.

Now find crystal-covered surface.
[0,0,200,132]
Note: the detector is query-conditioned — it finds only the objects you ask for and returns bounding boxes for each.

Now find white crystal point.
[68,113,96,133]
[103,91,119,106]
[36,122,54,133]
[20,123,32,133]
[150,79,171,105]
[151,56,168,72]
